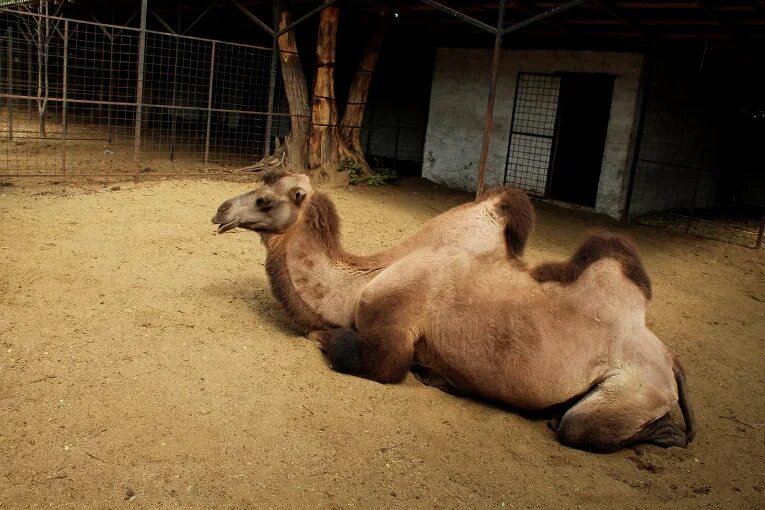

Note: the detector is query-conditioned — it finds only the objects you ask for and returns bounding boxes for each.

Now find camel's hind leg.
[554,373,686,453]
[309,327,414,384]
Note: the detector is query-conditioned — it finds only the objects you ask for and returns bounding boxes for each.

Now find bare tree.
[260,3,387,183]
[21,0,64,137]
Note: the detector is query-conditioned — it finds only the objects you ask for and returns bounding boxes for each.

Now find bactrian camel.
[212,171,695,453]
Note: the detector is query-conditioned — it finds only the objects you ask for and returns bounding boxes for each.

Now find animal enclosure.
[0,8,299,177]
[0,7,429,178]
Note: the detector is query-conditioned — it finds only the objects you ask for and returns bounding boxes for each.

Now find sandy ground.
[1,177,763,509]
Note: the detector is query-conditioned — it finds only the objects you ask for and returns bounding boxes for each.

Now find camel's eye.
[291,187,307,205]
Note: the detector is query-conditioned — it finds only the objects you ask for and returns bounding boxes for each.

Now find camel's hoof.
[307,330,327,351]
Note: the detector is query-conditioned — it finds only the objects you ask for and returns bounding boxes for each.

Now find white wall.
[422,49,644,218]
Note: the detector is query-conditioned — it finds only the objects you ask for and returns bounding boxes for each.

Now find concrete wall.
[422,49,644,218]
[629,56,722,215]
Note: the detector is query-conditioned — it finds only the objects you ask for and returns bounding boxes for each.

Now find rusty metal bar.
[107,15,114,143]
[502,0,589,35]
[204,41,217,169]
[263,0,279,158]
[277,0,337,36]
[475,0,506,199]
[62,20,68,173]
[232,0,274,36]
[170,3,180,161]
[418,0,496,34]
[134,0,147,171]
[6,26,13,140]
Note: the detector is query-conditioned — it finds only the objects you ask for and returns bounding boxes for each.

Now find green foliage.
[338,158,397,186]
[364,168,397,186]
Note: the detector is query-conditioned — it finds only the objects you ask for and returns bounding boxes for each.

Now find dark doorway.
[547,73,614,207]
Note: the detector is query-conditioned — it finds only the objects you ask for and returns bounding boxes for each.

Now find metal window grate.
[503,72,560,196]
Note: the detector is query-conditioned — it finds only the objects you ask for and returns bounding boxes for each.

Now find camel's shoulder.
[530,231,652,300]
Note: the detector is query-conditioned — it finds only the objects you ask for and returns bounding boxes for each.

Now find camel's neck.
[261,193,381,333]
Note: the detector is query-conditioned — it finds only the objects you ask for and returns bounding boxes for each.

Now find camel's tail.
[672,356,696,442]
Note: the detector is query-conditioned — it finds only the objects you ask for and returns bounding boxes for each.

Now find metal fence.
[0,7,428,178]
[0,8,292,177]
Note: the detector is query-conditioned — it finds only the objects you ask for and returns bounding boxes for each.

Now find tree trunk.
[339,14,386,176]
[277,8,309,169]
[308,6,340,172]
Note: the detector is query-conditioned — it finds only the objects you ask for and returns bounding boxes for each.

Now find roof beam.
[696,0,743,40]
[502,0,590,36]
[594,0,651,37]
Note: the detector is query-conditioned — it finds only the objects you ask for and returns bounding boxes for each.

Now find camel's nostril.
[218,202,232,213]
[256,197,273,211]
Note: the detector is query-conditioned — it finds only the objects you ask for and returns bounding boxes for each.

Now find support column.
[264,0,280,159]
[204,41,216,168]
[475,0,506,199]
[134,0,148,174]
[62,20,68,173]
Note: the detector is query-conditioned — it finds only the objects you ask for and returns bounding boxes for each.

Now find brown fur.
[531,230,652,300]
[484,186,535,257]
[213,173,694,452]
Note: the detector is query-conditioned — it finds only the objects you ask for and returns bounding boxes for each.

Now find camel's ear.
[290,187,307,205]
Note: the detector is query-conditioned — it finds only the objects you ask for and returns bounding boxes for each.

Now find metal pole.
[475,0,506,199]
[26,36,32,120]
[169,3,180,160]
[7,26,13,141]
[621,54,653,223]
[62,20,68,173]
[204,40,216,169]
[263,0,279,159]
[107,14,114,144]
[134,0,148,173]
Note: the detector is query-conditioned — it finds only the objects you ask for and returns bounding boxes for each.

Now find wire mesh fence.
[0,8,290,177]
[0,7,426,178]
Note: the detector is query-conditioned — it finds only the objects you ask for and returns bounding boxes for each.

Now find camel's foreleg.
[309,325,415,384]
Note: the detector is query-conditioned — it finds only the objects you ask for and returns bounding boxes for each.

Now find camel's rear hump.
[531,231,652,300]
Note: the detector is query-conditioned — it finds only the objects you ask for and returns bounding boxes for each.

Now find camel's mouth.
[216,217,240,234]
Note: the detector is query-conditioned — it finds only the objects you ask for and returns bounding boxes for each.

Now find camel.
[212,171,695,453]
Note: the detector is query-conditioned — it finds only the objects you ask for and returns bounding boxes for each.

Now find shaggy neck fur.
[261,193,383,333]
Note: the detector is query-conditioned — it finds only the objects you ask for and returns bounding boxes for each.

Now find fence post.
[26,35,32,120]
[62,20,68,173]
[169,5,181,161]
[7,26,13,141]
[204,40,216,169]
[107,19,114,144]
[263,0,280,159]
[134,0,148,176]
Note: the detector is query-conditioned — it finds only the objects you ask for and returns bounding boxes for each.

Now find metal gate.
[502,72,561,197]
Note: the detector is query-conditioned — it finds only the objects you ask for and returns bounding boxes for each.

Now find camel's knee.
[319,327,413,384]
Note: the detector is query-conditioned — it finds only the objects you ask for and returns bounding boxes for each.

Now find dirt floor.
[1,177,763,509]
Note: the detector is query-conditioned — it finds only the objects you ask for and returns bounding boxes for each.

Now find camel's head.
[211,171,313,234]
